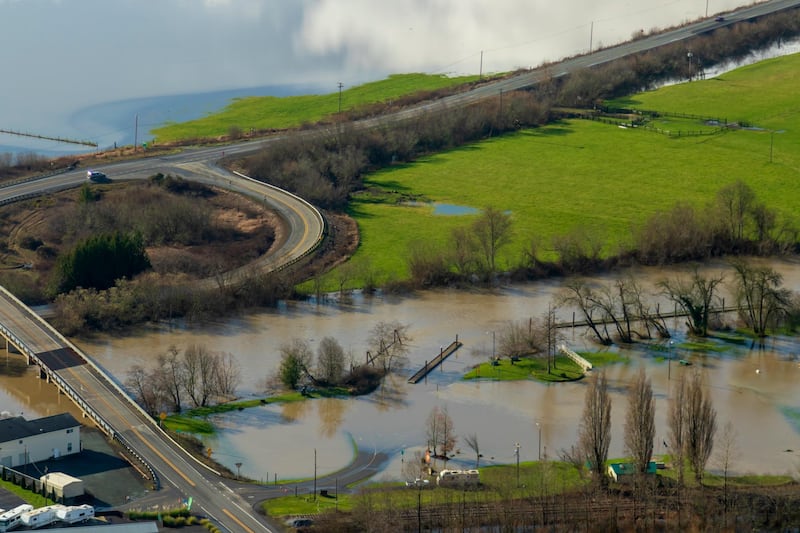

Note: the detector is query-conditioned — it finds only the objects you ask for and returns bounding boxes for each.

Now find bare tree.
[714,420,739,528]
[317,336,346,385]
[624,368,655,474]
[586,282,635,343]
[730,259,790,337]
[668,376,688,488]
[213,351,241,399]
[156,345,185,412]
[451,225,478,275]
[659,268,724,336]
[715,180,755,244]
[578,370,612,487]
[557,279,612,345]
[183,344,218,408]
[426,405,456,460]
[498,319,538,359]
[472,206,513,274]
[125,364,164,416]
[626,276,670,339]
[685,371,717,484]
[463,433,481,468]
[367,320,411,373]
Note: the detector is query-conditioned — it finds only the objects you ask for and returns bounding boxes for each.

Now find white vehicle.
[0,505,34,532]
[20,505,65,529]
[56,504,94,524]
[436,469,480,488]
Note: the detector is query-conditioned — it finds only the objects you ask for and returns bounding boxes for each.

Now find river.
[2,258,799,482]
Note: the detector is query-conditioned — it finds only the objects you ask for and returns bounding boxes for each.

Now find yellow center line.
[222,509,255,533]
[54,354,197,488]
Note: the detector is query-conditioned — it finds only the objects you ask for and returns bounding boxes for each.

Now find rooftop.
[0,413,80,443]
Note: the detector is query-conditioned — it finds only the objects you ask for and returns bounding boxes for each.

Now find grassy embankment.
[336,52,800,285]
[263,460,585,517]
[151,73,479,143]
[262,458,795,519]
[463,351,627,382]
[162,389,348,434]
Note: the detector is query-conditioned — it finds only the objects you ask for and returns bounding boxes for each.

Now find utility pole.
[589,21,594,53]
[338,82,344,113]
[479,50,483,79]
[134,114,138,152]
[313,448,317,501]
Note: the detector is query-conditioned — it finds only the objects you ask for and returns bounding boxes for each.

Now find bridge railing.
[234,171,327,270]
[557,344,593,372]
[0,287,163,488]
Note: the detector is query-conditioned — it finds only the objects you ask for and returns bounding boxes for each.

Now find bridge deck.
[408,340,463,384]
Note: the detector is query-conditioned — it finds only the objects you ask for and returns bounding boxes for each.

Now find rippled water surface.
[4,259,798,481]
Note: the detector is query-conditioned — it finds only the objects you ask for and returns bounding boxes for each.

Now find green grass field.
[152,73,478,142]
[338,52,800,285]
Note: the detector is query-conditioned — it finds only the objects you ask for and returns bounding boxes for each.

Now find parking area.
[4,428,150,509]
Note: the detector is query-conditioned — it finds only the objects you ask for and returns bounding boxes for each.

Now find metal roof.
[0,413,80,443]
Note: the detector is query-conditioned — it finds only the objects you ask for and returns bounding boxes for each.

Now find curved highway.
[0,1,798,532]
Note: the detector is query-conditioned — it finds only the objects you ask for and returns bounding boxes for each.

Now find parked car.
[406,478,431,488]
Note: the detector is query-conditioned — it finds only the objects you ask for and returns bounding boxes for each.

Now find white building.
[0,413,81,468]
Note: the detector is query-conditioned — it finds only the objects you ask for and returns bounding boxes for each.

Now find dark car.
[87,170,110,182]
[715,16,725,22]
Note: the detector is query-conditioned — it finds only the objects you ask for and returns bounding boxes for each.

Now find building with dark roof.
[0,413,81,467]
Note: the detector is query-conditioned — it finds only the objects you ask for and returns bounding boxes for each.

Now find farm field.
[342,52,800,284]
[152,73,479,142]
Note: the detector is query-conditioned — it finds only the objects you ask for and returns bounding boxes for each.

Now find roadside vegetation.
[2,11,800,532]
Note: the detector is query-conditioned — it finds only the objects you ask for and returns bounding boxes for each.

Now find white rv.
[56,504,94,524]
[20,505,65,529]
[0,504,34,532]
[436,469,480,488]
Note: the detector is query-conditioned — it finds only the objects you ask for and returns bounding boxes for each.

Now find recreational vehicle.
[0,505,33,532]
[56,505,94,524]
[20,505,65,530]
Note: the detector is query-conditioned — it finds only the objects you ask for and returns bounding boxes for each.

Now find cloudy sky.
[0,0,751,150]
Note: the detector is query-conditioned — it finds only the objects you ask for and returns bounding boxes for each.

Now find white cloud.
[297,0,756,76]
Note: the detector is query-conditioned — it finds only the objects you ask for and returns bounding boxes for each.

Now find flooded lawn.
[3,258,800,482]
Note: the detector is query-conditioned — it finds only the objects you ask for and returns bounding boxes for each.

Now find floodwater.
[2,258,800,482]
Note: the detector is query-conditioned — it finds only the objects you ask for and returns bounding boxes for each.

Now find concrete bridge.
[0,286,273,533]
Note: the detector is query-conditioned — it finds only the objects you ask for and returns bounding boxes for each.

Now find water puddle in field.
[433,204,479,216]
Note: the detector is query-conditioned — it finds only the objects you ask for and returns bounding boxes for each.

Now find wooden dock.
[408,339,463,384]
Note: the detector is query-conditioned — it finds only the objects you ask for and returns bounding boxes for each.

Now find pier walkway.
[408,338,463,384]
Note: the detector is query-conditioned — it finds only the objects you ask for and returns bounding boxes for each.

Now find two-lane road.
[1,1,798,531]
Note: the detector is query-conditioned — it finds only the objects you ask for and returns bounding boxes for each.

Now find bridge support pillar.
[5,338,21,355]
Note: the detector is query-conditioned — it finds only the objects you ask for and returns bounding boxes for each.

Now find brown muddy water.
[2,258,800,482]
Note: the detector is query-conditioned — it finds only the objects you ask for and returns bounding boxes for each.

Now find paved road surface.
[0,2,798,531]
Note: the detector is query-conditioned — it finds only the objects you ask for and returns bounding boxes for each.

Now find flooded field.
[2,258,799,482]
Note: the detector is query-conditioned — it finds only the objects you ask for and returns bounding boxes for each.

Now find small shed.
[40,472,84,502]
[607,461,657,483]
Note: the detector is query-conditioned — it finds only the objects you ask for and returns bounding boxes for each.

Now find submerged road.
[0,1,798,531]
